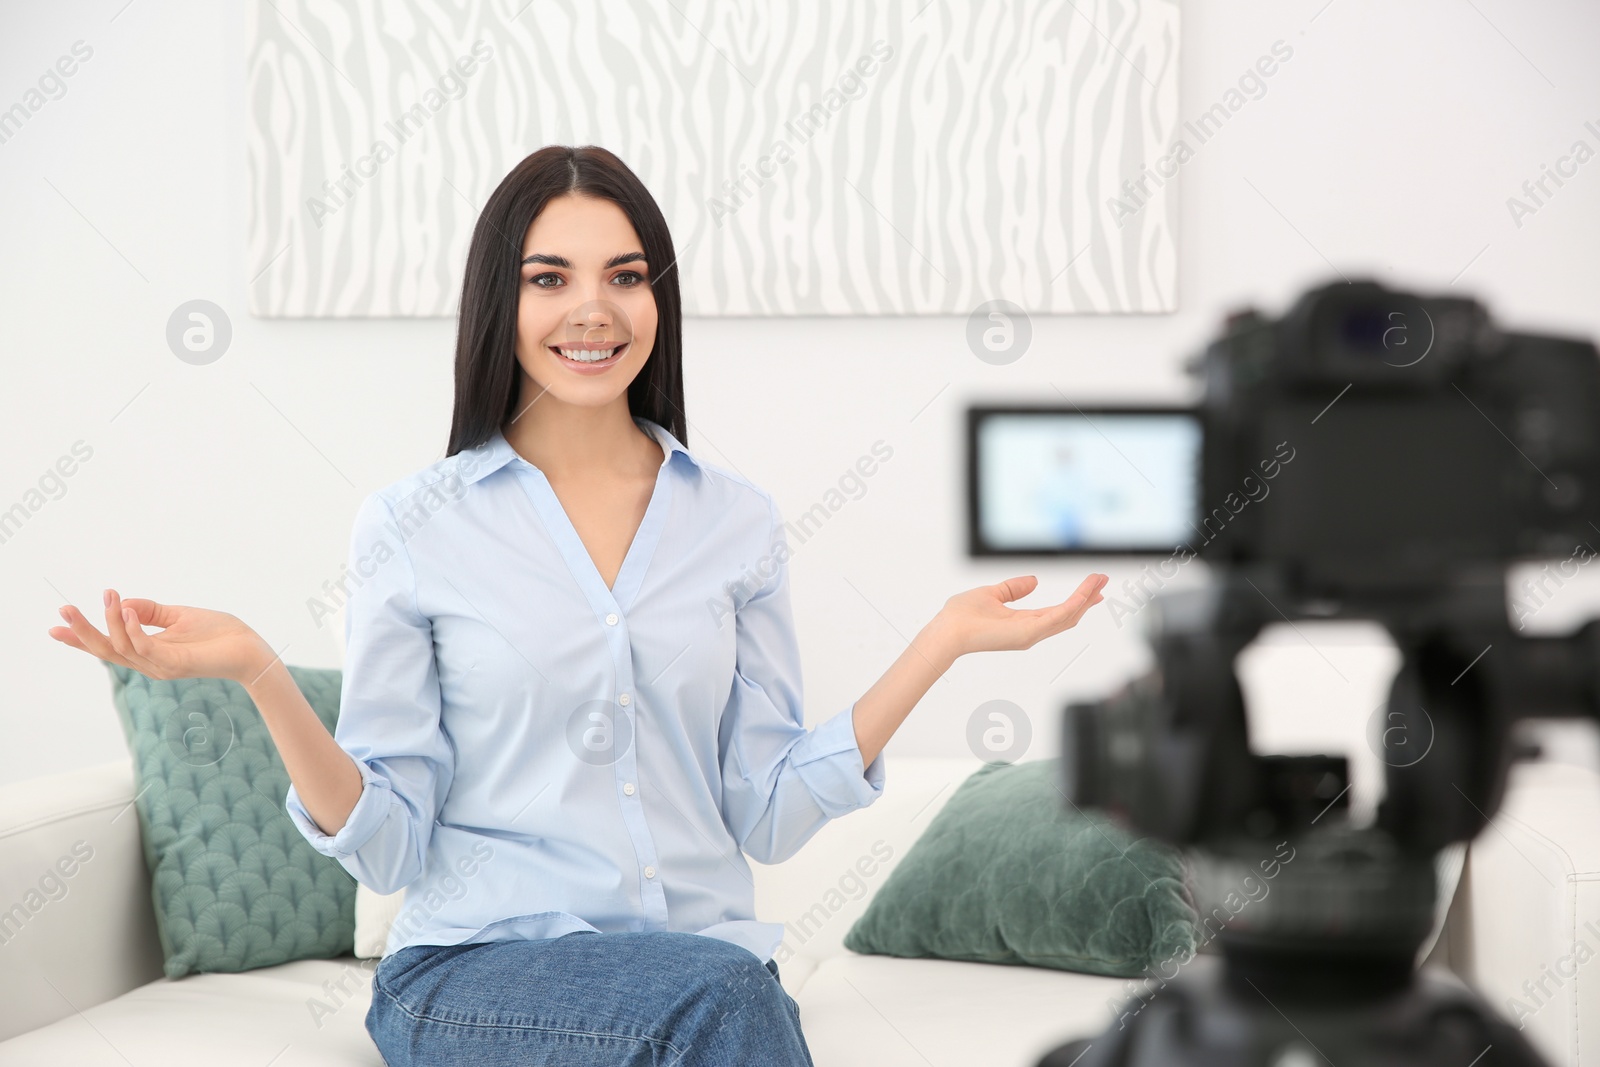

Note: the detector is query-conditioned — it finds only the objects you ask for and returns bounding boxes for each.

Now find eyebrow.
[521,251,648,269]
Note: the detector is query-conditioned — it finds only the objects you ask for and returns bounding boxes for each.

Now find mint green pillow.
[843,759,1196,978]
[103,661,356,978]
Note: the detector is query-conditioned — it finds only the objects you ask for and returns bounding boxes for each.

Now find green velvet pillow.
[843,758,1196,978]
[103,661,356,977]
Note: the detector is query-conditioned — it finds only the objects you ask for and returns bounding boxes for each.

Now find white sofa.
[1,751,1596,1066]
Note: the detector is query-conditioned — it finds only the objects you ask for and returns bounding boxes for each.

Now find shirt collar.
[455,416,698,486]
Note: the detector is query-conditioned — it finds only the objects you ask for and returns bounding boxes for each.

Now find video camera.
[1017,278,1600,1066]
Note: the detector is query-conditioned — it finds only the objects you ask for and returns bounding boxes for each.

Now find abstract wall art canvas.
[247,0,1180,317]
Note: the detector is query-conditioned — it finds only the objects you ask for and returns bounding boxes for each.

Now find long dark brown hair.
[445,145,687,457]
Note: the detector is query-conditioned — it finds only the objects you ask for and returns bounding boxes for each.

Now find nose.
[563,298,627,345]
[571,309,610,343]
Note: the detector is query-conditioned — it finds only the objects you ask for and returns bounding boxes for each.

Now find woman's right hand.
[49,588,277,687]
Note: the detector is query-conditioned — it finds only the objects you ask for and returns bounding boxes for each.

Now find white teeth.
[557,346,618,363]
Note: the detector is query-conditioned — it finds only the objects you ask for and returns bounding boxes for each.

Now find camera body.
[1195,279,1600,597]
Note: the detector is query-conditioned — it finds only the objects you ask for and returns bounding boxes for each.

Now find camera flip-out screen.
[967,405,1201,556]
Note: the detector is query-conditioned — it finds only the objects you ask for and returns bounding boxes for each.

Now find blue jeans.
[366,929,814,1066]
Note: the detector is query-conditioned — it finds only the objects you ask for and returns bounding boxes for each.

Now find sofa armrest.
[1464,756,1600,1067]
[0,756,164,1043]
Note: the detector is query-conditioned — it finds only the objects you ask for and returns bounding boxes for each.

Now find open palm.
[939,572,1108,657]
[48,589,274,685]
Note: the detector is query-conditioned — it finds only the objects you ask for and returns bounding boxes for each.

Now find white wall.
[3,0,1599,817]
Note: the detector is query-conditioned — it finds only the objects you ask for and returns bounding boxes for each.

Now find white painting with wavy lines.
[247,0,1178,317]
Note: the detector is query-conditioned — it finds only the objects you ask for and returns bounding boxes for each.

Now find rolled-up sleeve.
[717,498,886,865]
[285,490,455,896]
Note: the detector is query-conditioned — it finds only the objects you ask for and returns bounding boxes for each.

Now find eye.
[613,270,648,287]
[527,272,563,289]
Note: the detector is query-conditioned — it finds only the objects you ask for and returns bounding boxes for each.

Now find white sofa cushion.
[749,756,987,975]
[794,951,1126,1066]
[0,955,384,1066]
[353,884,402,960]
[1464,757,1600,1067]
[0,946,1128,1067]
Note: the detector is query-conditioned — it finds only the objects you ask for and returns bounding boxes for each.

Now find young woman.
[48,145,1108,1066]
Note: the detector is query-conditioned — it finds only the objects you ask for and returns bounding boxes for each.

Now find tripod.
[1037,570,1597,1066]
[1034,836,1545,1066]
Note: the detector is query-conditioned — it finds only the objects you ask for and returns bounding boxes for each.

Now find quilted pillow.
[103,661,356,977]
[843,758,1196,978]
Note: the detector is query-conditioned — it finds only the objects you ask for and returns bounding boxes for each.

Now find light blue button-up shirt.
[285,415,886,964]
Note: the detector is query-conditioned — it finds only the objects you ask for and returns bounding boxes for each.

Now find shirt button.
[644,865,656,879]
[623,782,635,795]
[606,613,618,625]
[619,693,631,706]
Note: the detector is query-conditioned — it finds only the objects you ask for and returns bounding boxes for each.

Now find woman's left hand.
[931,573,1108,659]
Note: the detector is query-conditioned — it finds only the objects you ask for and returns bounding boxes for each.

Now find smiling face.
[512,193,658,412]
